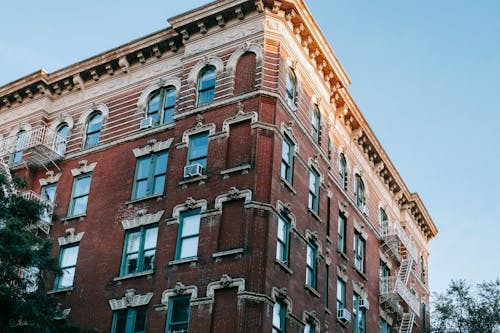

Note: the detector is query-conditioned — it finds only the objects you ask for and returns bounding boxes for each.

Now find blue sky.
[1,1,499,294]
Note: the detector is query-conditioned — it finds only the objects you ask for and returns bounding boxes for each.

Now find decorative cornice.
[71,160,96,176]
[108,289,153,310]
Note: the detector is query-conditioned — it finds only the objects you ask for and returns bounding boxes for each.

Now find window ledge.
[337,318,349,328]
[337,250,349,262]
[326,235,333,244]
[354,266,367,281]
[178,175,208,186]
[212,248,245,258]
[125,193,164,205]
[324,307,332,315]
[168,257,198,266]
[48,287,73,295]
[220,164,251,176]
[113,270,154,282]
[304,284,320,298]
[61,214,86,222]
[280,178,296,194]
[308,208,322,223]
[274,259,293,275]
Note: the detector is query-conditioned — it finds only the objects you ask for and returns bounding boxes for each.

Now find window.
[68,174,91,216]
[380,318,391,333]
[306,243,317,289]
[354,232,365,273]
[280,136,294,184]
[421,255,427,283]
[380,260,390,278]
[339,153,347,189]
[196,66,216,106]
[337,279,346,310]
[176,209,201,260]
[379,208,388,233]
[120,225,158,276]
[11,130,25,163]
[84,112,102,148]
[311,106,320,143]
[304,322,315,333]
[166,295,191,333]
[337,212,347,253]
[276,214,290,265]
[308,169,320,214]
[187,132,209,170]
[422,303,428,333]
[272,301,286,333]
[285,70,297,109]
[146,87,176,125]
[353,293,366,333]
[54,123,69,155]
[55,244,79,289]
[112,307,147,333]
[40,183,57,222]
[354,174,366,209]
[132,151,168,199]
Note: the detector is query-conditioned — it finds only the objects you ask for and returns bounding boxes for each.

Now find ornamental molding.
[186,55,224,86]
[226,42,264,73]
[161,282,198,307]
[108,289,153,310]
[221,102,258,133]
[132,138,173,157]
[77,102,109,125]
[136,77,182,113]
[280,121,299,153]
[271,287,293,313]
[57,228,84,246]
[302,310,320,332]
[352,280,368,299]
[49,113,75,131]
[7,122,32,138]
[305,229,322,255]
[206,274,245,298]
[39,171,62,186]
[215,187,252,210]
[180,119,216,147]
[71,160,96,176]
[121,210,164,230]
[353,220,368,240]
[172,197,208,220]
[337,264,348,282]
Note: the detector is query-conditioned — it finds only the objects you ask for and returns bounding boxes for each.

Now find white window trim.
[108,288,153,310]
[58,228,84,246]
[136,77,181,114]
[169,197,208,225]
[70,160,97,177]
[206,274,245,299]
[187,56,224,86]
[132,138,173,157]
[214,187,252,210]
[121,210,164,230]
[226,42,263,73]
[161,282,198,307]
[77,102,109,125]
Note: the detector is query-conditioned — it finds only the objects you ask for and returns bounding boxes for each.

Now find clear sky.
[1,1,498,294]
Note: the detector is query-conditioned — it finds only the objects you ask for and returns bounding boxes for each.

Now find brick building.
[0,1,437,332]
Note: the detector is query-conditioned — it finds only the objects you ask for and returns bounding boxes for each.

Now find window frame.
[40,183,57,222]
[272,300,286,333]
[68,174,91,216]
[354,232,365,273]
[337,278,346,310]
[353,293,366,333]
[54,123,69,156]
[339,153,347,189]
[280,135,294,184]
[311,105,321,143]
[308,169,320,214]
[111,306,147,333]
[337,212,347,253]
[131,151,168,200]
[166,295,191,333]
[276,214,291,265]
[196,66,217,107]
[11,130,25,164]
[285,70,297,109]
[187,131,209,170]
[146,86,177,125]
[304,322,315,333]
[175,209,201,260]
[54,243,79,290]
[120,225,158,276]
[354,174,366,209]
[306,242,318,289]
[83,112,102,149]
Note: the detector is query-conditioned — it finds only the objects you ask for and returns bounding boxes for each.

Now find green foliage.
[0,175,88,332]
[432,279,500,333]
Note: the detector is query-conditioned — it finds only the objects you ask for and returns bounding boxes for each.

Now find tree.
[0,172,87,332]
[432,279,500,333]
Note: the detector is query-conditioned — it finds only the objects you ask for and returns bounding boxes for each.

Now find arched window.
[285,70,297,109]
[339,153,347,189]
[234,52,256,94]
[146,86,176,125]
[354,174,366,209]
[11,130,26,163]
[54,123,69,156]
[196,66,216,107]
[84,112,102,149]
[311,105,321,143]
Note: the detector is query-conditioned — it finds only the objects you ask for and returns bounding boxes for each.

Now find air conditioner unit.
[337,308,351,323]
[363,205,369,216]
[184,163,203,178]
[359,298,370,310]
[140,117,156,129]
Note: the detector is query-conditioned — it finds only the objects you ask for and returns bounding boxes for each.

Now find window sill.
[61,214,86,222]
[212,248,244,258]
[337,317,349,328]
[326,235,333,244]
[308,208,322,223]
[280,178,296,195]
[113,270,154,282]
[274,259,293,275]
[168,257,198,266]
[125,193,164,205]
[354,266,367,281]
[178,175,208,186]
[48,287,73,295]
[324,307,332,315]
[304,284,320,298]
[337,250,349,262]
[220,164,251,177]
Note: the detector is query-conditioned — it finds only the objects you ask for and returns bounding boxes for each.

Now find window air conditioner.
[359,298,370,310]
[140,117,156,129]
[337,308,351,323]
[183,163,203,178]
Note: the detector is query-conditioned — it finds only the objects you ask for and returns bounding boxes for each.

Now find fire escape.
[0,125,64,234]
[380,220,420,333]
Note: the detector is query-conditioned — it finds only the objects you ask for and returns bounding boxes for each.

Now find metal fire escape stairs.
[397,252,416,333]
